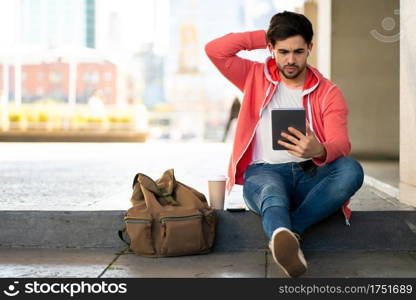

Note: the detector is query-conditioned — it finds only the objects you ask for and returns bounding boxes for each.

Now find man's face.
[269,35,312,80]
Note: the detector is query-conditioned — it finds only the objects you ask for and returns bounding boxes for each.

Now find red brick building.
[0,61,117,104]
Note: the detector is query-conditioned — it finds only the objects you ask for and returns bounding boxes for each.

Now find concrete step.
[1,210,416,251]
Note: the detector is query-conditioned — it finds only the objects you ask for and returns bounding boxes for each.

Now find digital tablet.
[271,108,306,150]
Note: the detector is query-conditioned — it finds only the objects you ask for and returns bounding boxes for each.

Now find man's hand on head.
[277,121,326,160]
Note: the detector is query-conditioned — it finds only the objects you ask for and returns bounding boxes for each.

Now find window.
[37,72,44,81]
[83,71,99,84]
[36,86,44,95]
[49,71,62,83]
[104,72,112,81]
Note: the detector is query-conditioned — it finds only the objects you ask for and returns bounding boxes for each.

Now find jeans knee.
[332,157,364,190]
[255,186,289,216]
[260,183,288,201]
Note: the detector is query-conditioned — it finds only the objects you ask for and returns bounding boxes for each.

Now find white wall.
[399,0,416,206]
[316,0,332,79]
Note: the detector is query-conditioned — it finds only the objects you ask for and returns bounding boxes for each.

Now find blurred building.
[85,0,96,48]
[0,0,102,105]
[20,0,95,48]
[0,61,116,104]
[76,62,116,103]
[134,45,166,108]
[95,0,167,107]
[166,0,245,105]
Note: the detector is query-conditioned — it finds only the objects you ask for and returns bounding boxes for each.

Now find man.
[205,11,364,277]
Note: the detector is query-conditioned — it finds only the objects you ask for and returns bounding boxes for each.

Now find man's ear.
[307,42,314,55]
[267,42,274,55]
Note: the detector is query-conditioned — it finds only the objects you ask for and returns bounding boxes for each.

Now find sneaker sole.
[271,229,307,277]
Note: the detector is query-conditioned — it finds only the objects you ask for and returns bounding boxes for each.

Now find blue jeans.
[242,156,364,239]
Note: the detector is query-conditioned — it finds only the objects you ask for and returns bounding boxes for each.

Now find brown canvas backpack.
[119,169,217,257]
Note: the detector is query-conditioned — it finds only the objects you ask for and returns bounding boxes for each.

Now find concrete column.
[14,58,22,106]
[302,0,332,78]
[14,0,22,106]
[1,63,9,131]
[303,0,318,68]
[399,0,416,207]
[68,59,77,107]
[2,63,9,104]
[312,0,332,79]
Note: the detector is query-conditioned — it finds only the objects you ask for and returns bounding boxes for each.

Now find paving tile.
[0,248,120,278]
[350,185,414,211]
[267,250,416,278]
[102,250,267,278]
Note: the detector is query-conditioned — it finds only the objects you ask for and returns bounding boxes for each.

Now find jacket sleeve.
[312,85,351,166]
[205,30,267,92]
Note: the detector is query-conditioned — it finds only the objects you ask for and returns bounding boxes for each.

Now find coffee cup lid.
[208,175,226,181]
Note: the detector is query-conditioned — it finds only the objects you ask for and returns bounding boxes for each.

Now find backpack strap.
[118,226,130,246]
[132,173,141,188]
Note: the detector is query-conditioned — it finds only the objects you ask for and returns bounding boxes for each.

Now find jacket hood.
[263,56,323,94]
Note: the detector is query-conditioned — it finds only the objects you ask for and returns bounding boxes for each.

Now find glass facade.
[85,0,96,48]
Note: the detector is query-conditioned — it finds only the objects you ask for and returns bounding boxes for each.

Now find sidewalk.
[0,142,415,278]
[0,142,404,211]
[2,247,415,278]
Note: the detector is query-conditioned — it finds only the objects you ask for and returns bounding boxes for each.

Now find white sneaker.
[269,227,307,277]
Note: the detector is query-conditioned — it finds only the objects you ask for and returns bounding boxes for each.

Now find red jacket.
[206,30,352,224]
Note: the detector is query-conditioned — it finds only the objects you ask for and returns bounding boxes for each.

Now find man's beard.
[279,64,306,79]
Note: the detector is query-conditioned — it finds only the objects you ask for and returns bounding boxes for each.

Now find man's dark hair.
[266,11,313,46]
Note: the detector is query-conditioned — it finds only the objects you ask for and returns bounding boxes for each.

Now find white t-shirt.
[251,82,308,164]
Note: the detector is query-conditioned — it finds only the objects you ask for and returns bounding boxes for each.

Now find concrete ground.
[0,142,414,278]
[0,142,402,210]
[1,248,416,278]
[360,160,399,188]
[0,142,231,210]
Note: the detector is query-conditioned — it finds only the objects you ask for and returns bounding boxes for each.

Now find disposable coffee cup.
[208,175,226,210]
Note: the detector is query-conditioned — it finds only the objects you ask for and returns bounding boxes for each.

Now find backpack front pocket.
[125,215,155,255]
[159,209,207,256]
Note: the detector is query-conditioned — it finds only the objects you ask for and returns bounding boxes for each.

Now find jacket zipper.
[230,83,276,192]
